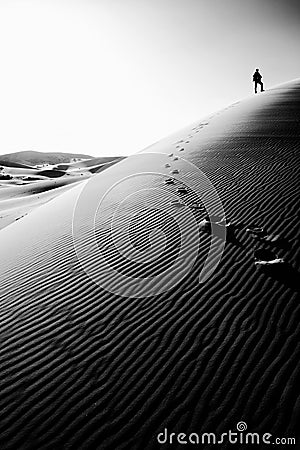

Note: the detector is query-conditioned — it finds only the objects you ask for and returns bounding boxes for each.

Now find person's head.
[256,68,259,72]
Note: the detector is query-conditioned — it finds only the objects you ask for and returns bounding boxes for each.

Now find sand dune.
[0,178,87,230]
[54,156,126,174]
[0,150,94,167]
[0,154,124,231]
[63,155,125,169]
[0,166,89,231]
[0,160,34,169]
[0,80,299,449]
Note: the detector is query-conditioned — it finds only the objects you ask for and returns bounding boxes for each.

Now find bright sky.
[0,0,299,157]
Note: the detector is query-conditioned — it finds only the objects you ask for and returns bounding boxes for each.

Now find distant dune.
[0,80,299,449]
[0,160,34,169]
[66,155,126,168]
[0,151,125,230]
[0,150,94,166]
[54,156,126,172]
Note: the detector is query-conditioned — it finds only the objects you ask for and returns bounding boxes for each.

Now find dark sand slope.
[0,80,300,449]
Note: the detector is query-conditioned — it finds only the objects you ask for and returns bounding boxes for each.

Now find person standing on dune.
[253,68,264,93]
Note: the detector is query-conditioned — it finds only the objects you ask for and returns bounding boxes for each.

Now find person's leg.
[260,81,264,91]
[255,81,257,93]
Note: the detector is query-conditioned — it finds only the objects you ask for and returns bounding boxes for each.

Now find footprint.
[177,187,188,195]
[246,227,267,237]
[254,249,284,266]
[164,178,175,185]
[190,203,205,210]
[170,200,185,208]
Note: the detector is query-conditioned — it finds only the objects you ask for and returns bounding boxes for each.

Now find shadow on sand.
[257,262,300,292]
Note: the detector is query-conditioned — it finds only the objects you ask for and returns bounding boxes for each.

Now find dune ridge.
[0,80,300,449]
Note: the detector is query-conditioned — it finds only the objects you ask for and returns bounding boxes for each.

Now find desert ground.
[0,80,299,449]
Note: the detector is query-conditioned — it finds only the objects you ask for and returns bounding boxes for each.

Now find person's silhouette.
[253,68,264,93]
